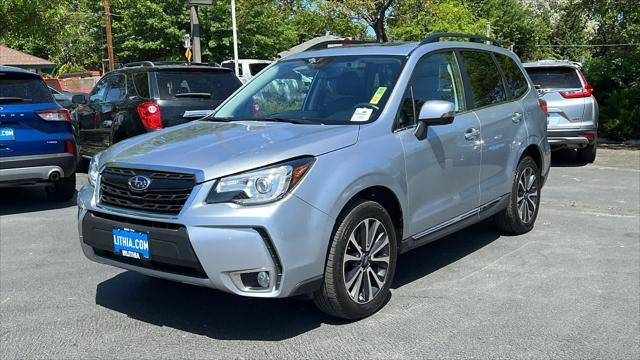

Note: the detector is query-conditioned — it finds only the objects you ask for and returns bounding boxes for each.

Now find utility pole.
[190,5,202,63]
[486,21,491,45]
[103,0,115,72]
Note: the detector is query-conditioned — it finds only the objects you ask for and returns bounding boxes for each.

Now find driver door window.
[89,78,108,103]
[396,51,465,129]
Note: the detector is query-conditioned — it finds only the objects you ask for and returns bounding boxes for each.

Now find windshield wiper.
[174,92,211,98]
[200,116,232,122]
[261,117,323,125]
[0,97,31,104]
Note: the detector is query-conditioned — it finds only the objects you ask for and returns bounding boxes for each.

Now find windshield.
[214,55,406,124]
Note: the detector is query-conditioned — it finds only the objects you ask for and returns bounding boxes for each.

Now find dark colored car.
[0,66,77,201]
[71,62,242,158]
[49,86,81,110]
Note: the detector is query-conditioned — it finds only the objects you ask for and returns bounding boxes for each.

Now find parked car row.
[1,62,244,199]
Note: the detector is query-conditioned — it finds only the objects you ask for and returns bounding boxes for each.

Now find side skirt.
[399,195,509,254]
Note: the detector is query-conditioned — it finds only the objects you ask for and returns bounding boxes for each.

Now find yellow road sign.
[185,48,192,63]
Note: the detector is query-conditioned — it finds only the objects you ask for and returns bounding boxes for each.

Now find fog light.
[257,271,270,288]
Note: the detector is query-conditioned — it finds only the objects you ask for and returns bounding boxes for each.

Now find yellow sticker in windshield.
[369,87,387,105]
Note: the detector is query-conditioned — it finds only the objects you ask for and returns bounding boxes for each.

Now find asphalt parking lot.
[1,148,639,359]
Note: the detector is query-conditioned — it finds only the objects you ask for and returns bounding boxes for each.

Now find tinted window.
[396,51,466,129]
[0,74,53,104]
[460,51,507,108]
[496,54,529,98]
[104,74,126,102]
[525,67,582,89]
[132,72,150,98]
[89,78,108,102]
[155,71,242,100]
[249,63,269,76]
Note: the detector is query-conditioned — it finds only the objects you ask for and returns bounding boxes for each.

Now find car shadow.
[550,149,588,167]
[95,220,501,340]
[0,186,76,216]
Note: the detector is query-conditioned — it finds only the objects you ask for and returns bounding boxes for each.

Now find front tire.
[494,156,541,234]
[313,200,397,320]
[45,173,76,202]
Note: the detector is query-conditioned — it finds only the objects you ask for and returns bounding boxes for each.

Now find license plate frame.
[112,228,150,260]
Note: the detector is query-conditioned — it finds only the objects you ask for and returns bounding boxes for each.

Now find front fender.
[294,134,408,235]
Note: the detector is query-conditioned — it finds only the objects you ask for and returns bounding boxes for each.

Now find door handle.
[464,127,480,141]
[512,112,523,123]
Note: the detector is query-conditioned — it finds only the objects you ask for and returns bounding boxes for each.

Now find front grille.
[99,167,195,215]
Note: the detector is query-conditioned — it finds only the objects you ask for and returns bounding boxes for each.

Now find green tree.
[325,0,396,42]
[387,0,486,41]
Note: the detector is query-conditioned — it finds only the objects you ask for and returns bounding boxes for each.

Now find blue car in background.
[0,66,77,201]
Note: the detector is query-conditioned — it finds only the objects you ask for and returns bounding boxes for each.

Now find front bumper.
[0,153,77,185]
[547,129,596,148]
[77,181,332,298]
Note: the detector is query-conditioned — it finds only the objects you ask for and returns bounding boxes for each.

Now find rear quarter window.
[525,67,582,89]
[155,70,242,100]
[495,54,529,99]
[0,74,53,104]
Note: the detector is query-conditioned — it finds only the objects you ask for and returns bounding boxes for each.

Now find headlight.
[206,157,315,205]
[88,152,102,187]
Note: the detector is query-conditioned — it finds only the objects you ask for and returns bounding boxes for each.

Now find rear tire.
[494,156,541,235]
[313,200,397,320]
[45,173,76,202]
[577,141,597,163]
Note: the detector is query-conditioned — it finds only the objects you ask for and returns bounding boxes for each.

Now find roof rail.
[123,61,155,67]
[303,39,376,52]
[420,32,501,47]
[123,61,222,68]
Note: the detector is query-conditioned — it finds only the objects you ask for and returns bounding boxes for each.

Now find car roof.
[0,65,42,78]
[523,60,582,69]
[282,40,517,61]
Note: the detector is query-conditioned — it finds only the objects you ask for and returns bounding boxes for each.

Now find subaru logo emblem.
[128,175,151,191]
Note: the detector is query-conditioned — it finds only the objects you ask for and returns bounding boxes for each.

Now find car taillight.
[137,102,162,130]
[36,109,71,123]
[65,140,76,155]
[560,70,594,98]
[539,99,548,117]
[579,133,594,140]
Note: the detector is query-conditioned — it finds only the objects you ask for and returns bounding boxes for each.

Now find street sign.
[185,48,193,63]
[189,0,213,5]
[183,34,191,49]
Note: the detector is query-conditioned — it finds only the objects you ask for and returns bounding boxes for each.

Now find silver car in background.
[524,61,598,163]
[78,33,550,319]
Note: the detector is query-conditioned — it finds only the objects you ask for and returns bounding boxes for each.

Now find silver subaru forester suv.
[78,33,550,319]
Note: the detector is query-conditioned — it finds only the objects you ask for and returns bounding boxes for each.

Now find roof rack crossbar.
[420,32,501,47]
[123,61,155,67]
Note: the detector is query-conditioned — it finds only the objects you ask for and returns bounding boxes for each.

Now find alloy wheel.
[342,218,391,304]
[517,166,538,223]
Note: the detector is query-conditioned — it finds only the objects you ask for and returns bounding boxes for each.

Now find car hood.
[100,120,359,182]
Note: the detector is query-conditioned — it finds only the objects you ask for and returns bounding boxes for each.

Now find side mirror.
[414,100,455,140]
[72,94,87,104]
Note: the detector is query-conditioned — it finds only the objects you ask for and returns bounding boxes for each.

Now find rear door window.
[495,54,529,99]
[155,70,242,100]
[525,67,582,89]
[460,51,507,108]
[132,72,150,98]
[0,74,53,104]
